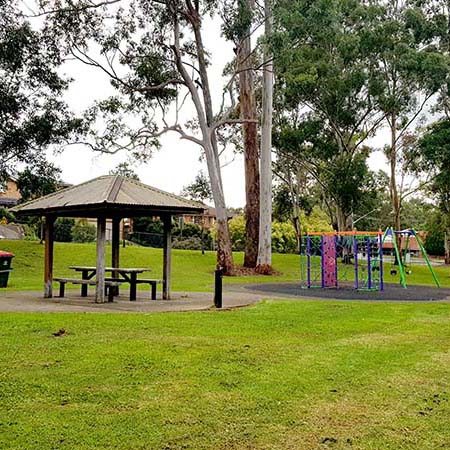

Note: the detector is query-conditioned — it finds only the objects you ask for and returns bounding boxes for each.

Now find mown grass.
[1,301,450,449]
[1,240,449,292]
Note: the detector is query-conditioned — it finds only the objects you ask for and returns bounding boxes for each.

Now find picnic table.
[68,266,152,301]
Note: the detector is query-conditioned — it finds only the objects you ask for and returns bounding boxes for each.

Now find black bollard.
[214,267,223,308]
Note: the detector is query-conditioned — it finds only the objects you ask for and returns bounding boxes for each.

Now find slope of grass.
[1,239,449,292]
[0,240,302,292]
[1,301,450,449]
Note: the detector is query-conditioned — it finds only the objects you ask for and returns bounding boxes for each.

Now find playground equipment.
[382,228,440,288]
[300,231,384,291]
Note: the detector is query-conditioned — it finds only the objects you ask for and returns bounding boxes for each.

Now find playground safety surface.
[243,283,450,301]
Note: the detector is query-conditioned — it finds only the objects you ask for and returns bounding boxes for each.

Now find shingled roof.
[11,175,205,217]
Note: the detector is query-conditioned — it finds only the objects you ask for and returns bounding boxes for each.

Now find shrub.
[72,219,96,243]
[133,217,163,234]
[272,221,298,253]
[172,237,203,250]
[425,228,445,256]
[227,216,245,251]
[54,218,74,242]
[0,207,15,223]
[224,216,299,253]
[424,211,446,257]
[23,224,38,241]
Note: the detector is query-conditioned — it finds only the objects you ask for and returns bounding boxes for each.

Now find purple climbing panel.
[322,235,337,287]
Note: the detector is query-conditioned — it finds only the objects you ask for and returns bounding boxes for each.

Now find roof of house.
[0,198,19,207]
[11,175,204,217]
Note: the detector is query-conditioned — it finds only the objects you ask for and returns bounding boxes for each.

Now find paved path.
[0,289,264,313]
[2,282,447,314]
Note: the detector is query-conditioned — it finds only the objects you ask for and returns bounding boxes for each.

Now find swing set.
[382,228,440,288]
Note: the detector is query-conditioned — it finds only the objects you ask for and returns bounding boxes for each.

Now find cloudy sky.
[47,14,390,208]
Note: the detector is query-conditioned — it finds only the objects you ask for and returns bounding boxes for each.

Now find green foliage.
[72,220,96,243]
[221,0,255,42]
[417,119,450,226]
[0,207,15,223]
[172,237,204,251]
[301,206,333,233]
[16,160,62,202]
[424,211,446,256]
[133,218,163,234]
[22,224,38,241]
[181,171,212,202]
[0,1,82,177]
[109,162,140,180]
[174,222,204,239]
[228,216,246,251]
[271,221,297,253]
[53,218,74,242]
[227,216,322,253]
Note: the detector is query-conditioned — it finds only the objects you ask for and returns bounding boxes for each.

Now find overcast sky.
[47,13,391,208]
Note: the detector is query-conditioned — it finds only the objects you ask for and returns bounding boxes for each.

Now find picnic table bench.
[67,266,163,301]
[53,277,122,302]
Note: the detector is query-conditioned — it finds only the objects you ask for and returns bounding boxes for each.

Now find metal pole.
[334,234,338,288]
[320,235,325,288]
[367,236,372,289]
[414,230,440,288]
[391,228,407,288]
[354,236,359,290]
[214,267,223,308]
[379,233,384,291]
[306,235,311,288]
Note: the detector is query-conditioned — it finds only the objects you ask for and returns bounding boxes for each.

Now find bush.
[22,224,38,241]
[0,207,15,223]
[224,216,299,253]
[72,219,96,243]
[133,217,163,234]
[54,218,74,242]
[424,211,446,257]
[272,221,298,253]
[172,237,203,250]
[228,216,246,251]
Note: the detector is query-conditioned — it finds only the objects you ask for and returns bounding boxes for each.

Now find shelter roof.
[11,175,205,217]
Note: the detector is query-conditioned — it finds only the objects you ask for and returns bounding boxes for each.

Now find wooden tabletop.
[69,266,150,273]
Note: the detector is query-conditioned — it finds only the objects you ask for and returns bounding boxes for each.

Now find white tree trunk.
[173,18,234,274]
[257,0,273,272]
[204,136,234,273]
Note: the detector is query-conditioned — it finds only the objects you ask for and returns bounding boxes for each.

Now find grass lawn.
[1,301,450,449]
[1,240,450,292]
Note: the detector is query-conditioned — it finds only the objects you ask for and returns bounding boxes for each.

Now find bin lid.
[0,251,14,257]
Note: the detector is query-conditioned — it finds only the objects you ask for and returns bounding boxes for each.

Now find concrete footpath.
[0,289,265,313]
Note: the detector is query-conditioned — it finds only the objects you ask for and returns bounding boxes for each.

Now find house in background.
[382,232,426,257]
[182,204,216,229]
[0,177,21,208]
[182,203,239,230]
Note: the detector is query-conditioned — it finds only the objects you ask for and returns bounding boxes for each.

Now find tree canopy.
[0,0,82,179]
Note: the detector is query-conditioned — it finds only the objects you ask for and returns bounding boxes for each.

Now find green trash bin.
[0,251,14,288]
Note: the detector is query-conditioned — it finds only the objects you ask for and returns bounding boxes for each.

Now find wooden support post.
[44,216,55,298]
[96,217,106,303]
[163,214,172,300]
[112,217,120,268]
[111,217,121,296]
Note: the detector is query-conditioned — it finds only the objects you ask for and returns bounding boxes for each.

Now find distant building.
[382,232,426,256]
[0,177,21,208]
[182,203,237,229]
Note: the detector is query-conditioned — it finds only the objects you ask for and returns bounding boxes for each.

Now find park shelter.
[11,175,204,302]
